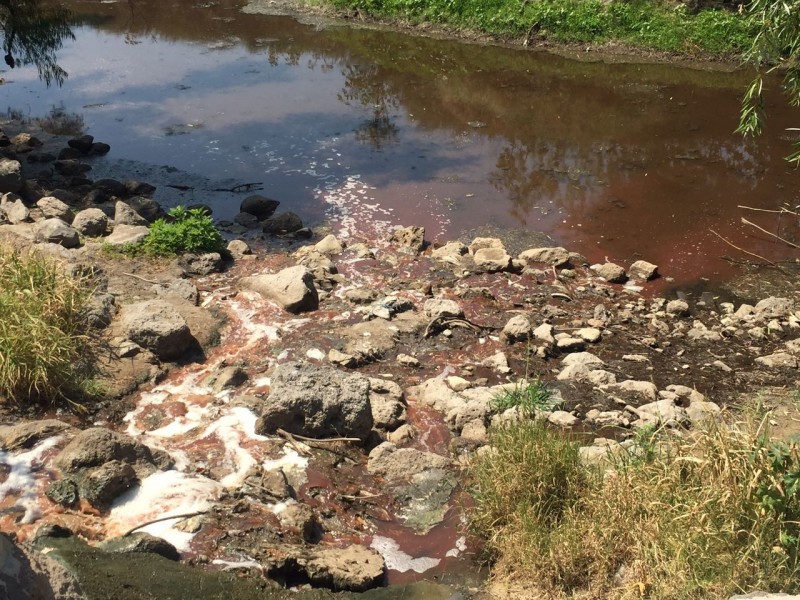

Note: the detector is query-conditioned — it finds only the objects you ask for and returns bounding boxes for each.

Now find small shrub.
[0,247,97,404]
[141,205,224,256]
[491,377,556,417]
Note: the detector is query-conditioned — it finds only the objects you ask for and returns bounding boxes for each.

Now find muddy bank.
[1,118,800,600]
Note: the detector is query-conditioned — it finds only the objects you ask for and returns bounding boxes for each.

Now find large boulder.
[105,224,149,246]
[256,362,373,441]
[36,196,74,222]
[0,533,82,600]
[72,208,108,237]
[114,201,148,226]
[118,299,194,360]
[0,194,30,223]
[240,194,279,219]
[0,420,73,451]
[54,427,173,476]
[35,218,80,248]
[240,266,319,313]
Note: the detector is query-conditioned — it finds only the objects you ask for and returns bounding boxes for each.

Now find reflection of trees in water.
[338,63,399,151]
[0,0,74,86]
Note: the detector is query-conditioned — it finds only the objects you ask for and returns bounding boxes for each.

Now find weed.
[491,377,556,417]
[137,205,224,257]
[35,103,84,136]
[0,247,98,404]
[469,416,800,598]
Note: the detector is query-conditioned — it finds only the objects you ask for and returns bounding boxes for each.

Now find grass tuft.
[491,377,557,417]
[0,247,98,405]
[468,416,800,598]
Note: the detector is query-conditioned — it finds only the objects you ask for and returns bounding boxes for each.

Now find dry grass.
[0,246,97,404]
[468,417,800,599]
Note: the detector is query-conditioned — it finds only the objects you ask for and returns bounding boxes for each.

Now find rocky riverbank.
[1,121,800,599]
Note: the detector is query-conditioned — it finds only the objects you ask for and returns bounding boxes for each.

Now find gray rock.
[154,279,199,305]
[369,378,406,431]
[0,419,73,451]
[577,327,602,343]
[226,239,251,256]
[755,352,799,369]
[591,262,627,283]
[206,366,248,392]
[265,544,385,593]
[277,503,318,543]
[468,237,504,254]
[35,218,80,248]
[240,194,279,219]
[518,246,571,267]
[314,234,344,255]
[80,460,137,508]
[432,241,467,262]
[54,427,173,476]
[533,322,555,345]
[633,399,689,428]
[424,298,463,320]
[72,208,108,237]
[55,159,91,176]
[85,292,116,328]
[389,225,425,253]
[754,297,794,320]
[256,362,373,440]
[114,201,148,226]
[501,315,532,343]
[127,196,164,223]
[0,194,29,223]
[240,266,319,313]
[119,299,194,360]
[92,178,127,197]
[262,211,303,234]
[0,533,69,600]
[629,260,659,280]
[233,211,259,228]
[179,252,223,275]
[97,533,180,561]
[666,299,690,317]
[68,134,94,153]
[36,196,74,222]
[601,380,659,403]
[556,337,586,352]
[46,478,79,507]
[105,224,149,246]
[561,351,604,369]
[473,246,511,272]
[0,159,22,193]
[367,442,451,480]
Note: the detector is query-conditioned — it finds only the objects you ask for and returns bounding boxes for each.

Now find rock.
[0,194,29,223]
[119,299,194,360]
[501,315,532,343]
[80,460,137,508]
[432,241,467,262]
[114,201,148,226]
[240,266,319,313]
[265,544,385,592]
[104,224,149,246]
[446,376,471,392]
[90,142,111,155]
[277,504,319,543]
[634,399,689,428]
[71,208,108,236]
[518,246,571,268]
[85,292,117,328]
[686,400,722,425]
[562,351,604,369]
[256,362,373,440]
[46,478,79,507]
[389,225,425,253]
[226,239,251,256]
[755,352,798,368]
[556,337,585,352]
[601,380,659,403]
[576,327,602,343]
[712,360,733,372]
[0,159,22,193]
[629,260,659,280]
[729,593,800,599]
[328,348,357,368]
[344,288,377,304]
[97,533,180,561]
[548,411,579,428]
[179,252,224,275]
[127,196,164,222]
[262,211,303,234]
[473,246,511,272]
[36,196,74,222]
[468,237,504,254]
[666,299,690,317]
[314,234,344,255]
[233,211,259,228]
[93,178,128,198]
[154,279,199,305]
[0,420,73,451]
[424,298,463,320]
[533,322,555,345]
[0,533,73,600]
[55,159,91,176]
[397,354,420,368]
[368,378,406,431]
[68,135,94,153]
[754,297,794,320]
[591,262,627,283]
[206,366,248,392]
[482,351,511,374]
[240,194,279,219]
[35,218,80,248]
[367,442,451,480]
[55,428,172,476]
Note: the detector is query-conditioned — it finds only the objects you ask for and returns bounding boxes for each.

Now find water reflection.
[1,0,74,85]
[4,0,799,282]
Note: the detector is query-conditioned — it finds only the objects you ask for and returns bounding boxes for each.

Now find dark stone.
[57,147,83,161]
[125,180,156,196]
[240,194,279,219]
[68,134,94,153]
[128,195,165,222]
[46,478,79,507]
[55,160,91,177]
[79,460,137,508]
[262,211,303,234]
[89,142,111,155]
[179,252,224,276]
[98,533,180,561]
[93,178,128,198]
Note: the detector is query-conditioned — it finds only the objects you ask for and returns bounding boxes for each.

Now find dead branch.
[741,217,800,248]
[710,229,776,266]
[122,510,208,537]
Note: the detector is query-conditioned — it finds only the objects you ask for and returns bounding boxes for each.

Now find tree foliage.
[0,0,74,86]
[738,0,800,163]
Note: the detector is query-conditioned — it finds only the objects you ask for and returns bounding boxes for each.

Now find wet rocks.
[0,533,73,600]
[591,262,627,283]
[629,260,658,280]
[0,420,73,451]
[256,362,373,441]
[264,544,385,592]
[518,246,571,268]
[240,265,319,314]
[119,299,195,360]
[97,533,180,561]
[389,225,425,253]
[262,211,304,235]
[240,194,280,220]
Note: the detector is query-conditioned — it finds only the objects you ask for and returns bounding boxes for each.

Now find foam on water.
[199,407,270,488]
[0,436,63,524]
[370,535,441,573]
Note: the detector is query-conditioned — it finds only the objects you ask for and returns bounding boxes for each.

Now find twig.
[741,217,800,248]
[737,205,790,214]
[710,229,776,266]
[276,428,360,443]
[210,182,263,193]
[123,272,160,284]
[166,184,193,191]
[122,510,208,537]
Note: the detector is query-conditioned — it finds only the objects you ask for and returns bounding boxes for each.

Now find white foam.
[445,536,468,558]
[262,448,308,486]
[0,436,63,524]
[370,535,441,573]
[199,407,270,488]
[107,470,223,551]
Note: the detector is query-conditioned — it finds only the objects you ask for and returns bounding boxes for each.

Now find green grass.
[321,0,755,56]
[114,205,225,257]
[491,377,557,417]
[468,417,800,598]
[0,247,98,405]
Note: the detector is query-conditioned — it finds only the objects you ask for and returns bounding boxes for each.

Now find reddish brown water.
[4,0,799,286]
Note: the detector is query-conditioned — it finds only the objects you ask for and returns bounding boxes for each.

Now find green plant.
[0,246,98,404]
[491,376,556,417]
[141,205,224,256]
